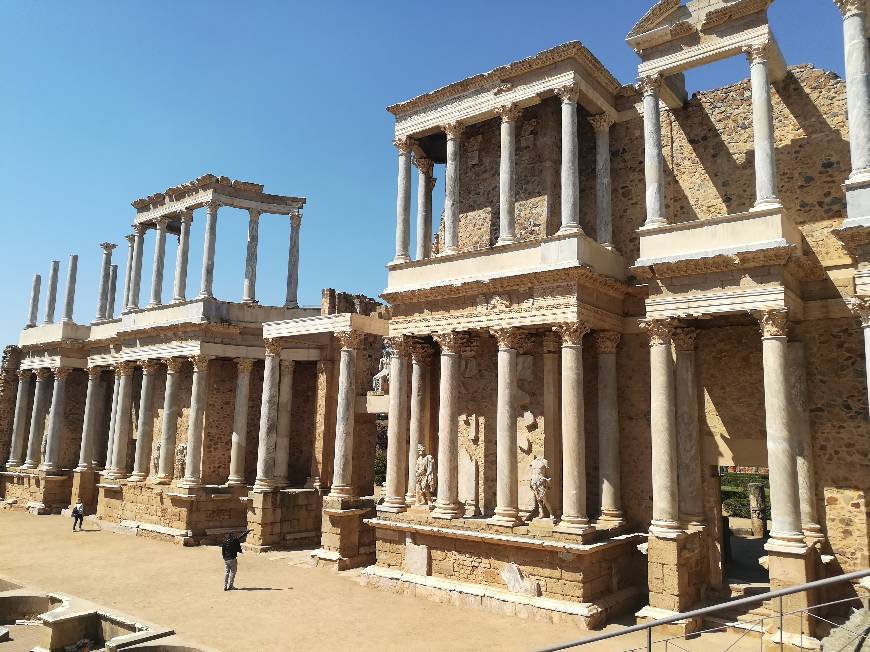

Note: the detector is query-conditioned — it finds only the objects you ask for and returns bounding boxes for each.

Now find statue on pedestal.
[529,456,553,520]
[414,444,435,505]
[372,345,391,394]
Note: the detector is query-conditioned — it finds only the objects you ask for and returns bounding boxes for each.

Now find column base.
[650,519,683,537]
[766,530,808,550]
[390,255,411,265]
[556,224,581,235]
[252,478,282,493]
[377,498,408,514]
[177,478,203,489]
[752,198,782,211]
[240,298,259,305]
[150,475,172,486]
[595,512,627,529]
[37,463,60,474]
[440,247,458,256]
[103,471,128,481]
[431,501,463,520]
[802,523,826,544]
[554,517,595,536]
[146,302,162,309]
[495,236,515,246]
[127,472,148,483]
[225,477,246,487]
[284,302,299,309]
[328,485,356,499]
[639,218,668,230]
[487,511,524,528]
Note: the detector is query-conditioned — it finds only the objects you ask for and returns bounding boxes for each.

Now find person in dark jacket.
[71,500,84,532]
[221,532,245,591]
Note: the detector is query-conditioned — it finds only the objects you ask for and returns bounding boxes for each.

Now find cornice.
[631,245,795,281]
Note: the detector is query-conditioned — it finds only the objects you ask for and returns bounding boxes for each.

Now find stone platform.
[245,487,322,551]
[0,469,72,515]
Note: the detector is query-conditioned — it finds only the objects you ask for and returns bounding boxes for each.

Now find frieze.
[701,0,773,31]
[632,245,795,281]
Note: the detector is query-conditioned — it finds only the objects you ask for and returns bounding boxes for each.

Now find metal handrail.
[537,568,870,651]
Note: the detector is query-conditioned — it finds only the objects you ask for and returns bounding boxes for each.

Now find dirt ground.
[0,511,753,652]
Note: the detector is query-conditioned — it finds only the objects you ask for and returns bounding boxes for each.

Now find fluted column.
[43,260,59,324]
[242,209,260,304]
[850,297,870,416]
[557,84,581,233]
[489,328,524,527]
[228,358,254,486]
[554,323,594,535]
[595,331,623,524]
[130,360,160,481]
[497,104,522,245]
[329,330,364,497]
[154,357,184,484]
[107,265,118,318]
[442,122,463,254]
[107,361,135,479]
[180,355,210,487]
[198,202,219,299]
[275,359,295,487]
[22,368,52,469]
[148,218,168,307]
[173,211,192,303]
[432,332,464,519]
[255,340,282,491]
[122,234,135,311]
[40,367,71,472]
[76,366,103,471]
[393,137,413,264]
[7,369,33,466]
[382,336,411,512]
[127,225,145,310]
[590,114,615,245]
[26,274,41,328]
[837,0,870,179]
[414,157,435,260]
[673,328,704,524]
[62,254,78,322]
[642,319,681,532]
[406,341,432,504]
[285,211,302,308]
[640,76,667,228]
[745,43,781,208]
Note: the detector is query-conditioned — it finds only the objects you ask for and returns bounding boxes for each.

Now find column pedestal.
[314,494,376,571]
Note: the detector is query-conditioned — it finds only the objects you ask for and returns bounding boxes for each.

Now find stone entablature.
[263,313,389,340]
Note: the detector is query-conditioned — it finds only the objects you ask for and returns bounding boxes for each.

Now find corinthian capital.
[35,367,52,381]
[490,327,525,351]
[834,0,865,17]
[100,242,118,253]
[189,354,212,373]
[744,42,771,65]
[393,136,413,154]
[335,330,364,351]
[755,308,789,338]
[164,357,185,373]
[413,156,434,176]
[409,340,433,365]
[384,335,411,357]
[671,328,697,352]
[264,339,283,357]
[125,234,136,247]
[141,359,162,375]
[637,75,663,97]
[235,357,255,374]
[640,318,675,346]
[553,322,591,346]
[594,331,621,354]
[554,83,579,103]
[588,113,615,133]
[849,295,870,326]
[432,331,466,354]
[442,121,464,139]
[17,368,32,381]
[115,360,135,377]
[495,103,523,123]
[54,367,73,381]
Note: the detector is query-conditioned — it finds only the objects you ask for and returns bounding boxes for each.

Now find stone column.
[554,323,594,535]
[228,358,254,486]
[76,367,103,471]
[642,319,681,532]
[40,367,71,472]
[756,309,804,547]
[640,75,666,228]
[837,0,870,179]
[393,137,413,264]
[7,369,33,466]
[556,84,581,233]
[107,265,118,318]
[108,361,135,479]
[62,254,78,323]
[242,209,260,304]
[254,340,282,491]
[180,355,210,487]
[130,360,160,481]
[127,225,145,310]
[674,328,704,524]
[595,331,623,524]
[496,104,522,245]
[442,122,463,254]
[329,330,363,497]
[489,328,524,527]
[381,336,411,512]
[414,157,435,260]
[432,332,465,519]
[543,334,562,515]
[154,357,184,484]
[103,372,121,472]
[850,297,870,415]
[275,359,295,487]
[406,341,432,504]
[122,234,135,311]
[147,218,168,308]
[172,211,192,303]
[285,211,302,308]
[198,202,219,299]
[589,114,615,246]
[26,274,41,328]
[745,43,781,208]
[43,260,59,324]
[22,368,51,469]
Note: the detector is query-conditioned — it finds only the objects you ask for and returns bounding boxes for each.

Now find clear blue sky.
[0,1,846,347]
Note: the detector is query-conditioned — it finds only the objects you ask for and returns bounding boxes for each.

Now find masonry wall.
[0,346,21,464]
[288,362,316,487]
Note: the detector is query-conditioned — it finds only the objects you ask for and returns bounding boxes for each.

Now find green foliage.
[374,450,387,485]
[720,473,771,520]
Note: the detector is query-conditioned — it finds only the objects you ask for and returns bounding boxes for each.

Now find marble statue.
[414,444,435,505]
[372,345,391,394]
[529,456,553,519]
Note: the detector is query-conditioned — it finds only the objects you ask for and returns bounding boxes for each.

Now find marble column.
[556,84,581,234]
[489,328,524,527]
[154,357,184,484]
[76,367,103,471]
[107,265,118,318]
[26,274,41,328]
[180,355,210,487]
[595,331,623,524]
[673,328,704,524]
[643,319,681,532]
[382,336,411,512]
[242,209,260,304]
[275,359,295,487]
[414,157,435,260]
[103,372,121,473]
[122,234,135,311]
[128,225,145,310]
[432,332,464,519]
[62,254,78,323]
[757,309,804,548]
[7,369,33,466]
[228,358,254,486]
[837,0,870,179]
[40,367,71,472]
[108,361,135,479]
[406,341,432,504]
[130,360,160,481]
[442,122,463,254]
[497,104,522,245]
[329,330,363,497]
[850,297,870,416]
[198,202,219,299]
[173,211,192,303]
[393,137,413,264]
[554,323,594,535]
[640,75,667,228]
[589,114,615,246]
[542,334,562,515]
[285,211,302,308]
[22,368,51,469]
[746,43,781,208]
[255,340,282,491]
[43,260,59,324]
[148,218,168,308]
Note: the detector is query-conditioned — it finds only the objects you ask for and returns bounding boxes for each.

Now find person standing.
[71,500,84,532]
[221,532,244,591]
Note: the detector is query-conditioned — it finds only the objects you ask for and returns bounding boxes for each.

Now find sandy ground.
[0,511,754,652]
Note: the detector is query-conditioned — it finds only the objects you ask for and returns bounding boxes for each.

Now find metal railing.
[538,568,870,651]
